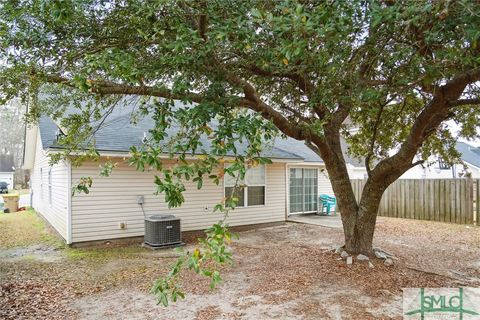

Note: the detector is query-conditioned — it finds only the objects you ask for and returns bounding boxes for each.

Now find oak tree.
[1,0,480,304]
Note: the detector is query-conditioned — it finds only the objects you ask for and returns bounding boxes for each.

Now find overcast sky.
[446,120,480,147]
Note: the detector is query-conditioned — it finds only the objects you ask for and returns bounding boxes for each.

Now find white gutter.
[286,161,326,166]
[285,163,288,219]
[45,148,308,163]
[22,125,39,170]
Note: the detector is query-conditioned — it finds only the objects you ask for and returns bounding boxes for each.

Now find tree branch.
[410,160,424,168]
[43,74,209,103]
[448,98,480,107]
[198,14,208,41]
[245,64,330,119]
[224,73,311,140]
[43,72,313,154]
[248,64,314,94]
[369,68,480,185]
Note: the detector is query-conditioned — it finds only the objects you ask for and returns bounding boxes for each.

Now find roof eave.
[45,147,305,163]
[463,161,480,171]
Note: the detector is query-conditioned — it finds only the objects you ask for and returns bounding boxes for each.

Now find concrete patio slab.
[288,214,343,228]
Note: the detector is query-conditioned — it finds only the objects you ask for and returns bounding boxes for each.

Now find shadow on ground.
[1,210,479,319]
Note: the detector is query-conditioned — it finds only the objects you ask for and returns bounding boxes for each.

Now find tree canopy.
[2,0,479,161]
[1,0,479,305]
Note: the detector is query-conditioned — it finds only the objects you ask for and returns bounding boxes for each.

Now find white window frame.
[223,164,267,208]
[48,167,52,205]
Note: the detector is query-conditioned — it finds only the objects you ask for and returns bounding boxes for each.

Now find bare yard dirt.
[1,211,479,319]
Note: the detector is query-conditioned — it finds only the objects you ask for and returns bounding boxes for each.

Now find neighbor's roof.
[0,154,15,172]
[37,98,362,165]
[456,141,480,168]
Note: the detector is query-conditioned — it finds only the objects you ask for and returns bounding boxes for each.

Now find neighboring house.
[400,141,480,179]
[339,139,368,180]
[0,154,15,189]
[23,100,362,244]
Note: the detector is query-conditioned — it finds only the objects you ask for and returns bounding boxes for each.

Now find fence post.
[466,178,474,224]
[476,179,480,226]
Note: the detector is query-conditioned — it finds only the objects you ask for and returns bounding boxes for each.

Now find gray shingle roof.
[456,141,480,168]
[38,116,61,150]
[0,154,15,172]
[38,103,307,161]
[37,98,363,165]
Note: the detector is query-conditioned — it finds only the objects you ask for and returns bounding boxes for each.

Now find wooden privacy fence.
[351,179,480,225]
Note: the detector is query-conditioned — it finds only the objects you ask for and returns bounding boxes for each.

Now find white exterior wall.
[347,166,368,179]
[318,168,334,196]
[30,130,69,240]
[400,162,480,179]
[0,172,14,188]
[70,160,287,243]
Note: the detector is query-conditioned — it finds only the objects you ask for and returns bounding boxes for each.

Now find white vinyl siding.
[30,130,69,240]
[40,168,44,198]
[70,160,286,243]
[318,169,334,196]
[48,167,52,205]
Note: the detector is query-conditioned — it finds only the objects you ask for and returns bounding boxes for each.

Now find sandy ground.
[1,215,479,319]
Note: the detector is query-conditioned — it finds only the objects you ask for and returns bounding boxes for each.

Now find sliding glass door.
[289,168,318,214]
[289,168,304,214]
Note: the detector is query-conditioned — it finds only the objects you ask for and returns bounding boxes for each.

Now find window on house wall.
[438,157,451,170]
[224,164,266,207]
[48,167,52,205]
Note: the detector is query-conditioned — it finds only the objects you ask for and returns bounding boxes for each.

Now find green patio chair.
[319,194,337,215]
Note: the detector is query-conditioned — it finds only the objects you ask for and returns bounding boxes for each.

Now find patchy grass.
[65,246,147,261]
[0,209,63,249]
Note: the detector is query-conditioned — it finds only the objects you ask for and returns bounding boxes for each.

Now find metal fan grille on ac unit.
[144,214,181,247]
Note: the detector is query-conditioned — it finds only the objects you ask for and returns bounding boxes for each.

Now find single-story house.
[0,154,15,189]
[400,141,480,179]
[23,100,364,244]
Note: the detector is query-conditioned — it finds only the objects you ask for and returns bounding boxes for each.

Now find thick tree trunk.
[311,134,389,255]
[342,179,386,254]
[299,63,475,255]
[308,117,420,255]
[343,214,377,254]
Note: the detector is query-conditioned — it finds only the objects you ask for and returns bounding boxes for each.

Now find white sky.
[446,120,480,147]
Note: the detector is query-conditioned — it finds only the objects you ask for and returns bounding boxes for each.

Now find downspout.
[66,160,72,244]
[29,180,33,208]
[22,100,28,170]
[285,163,288,219]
